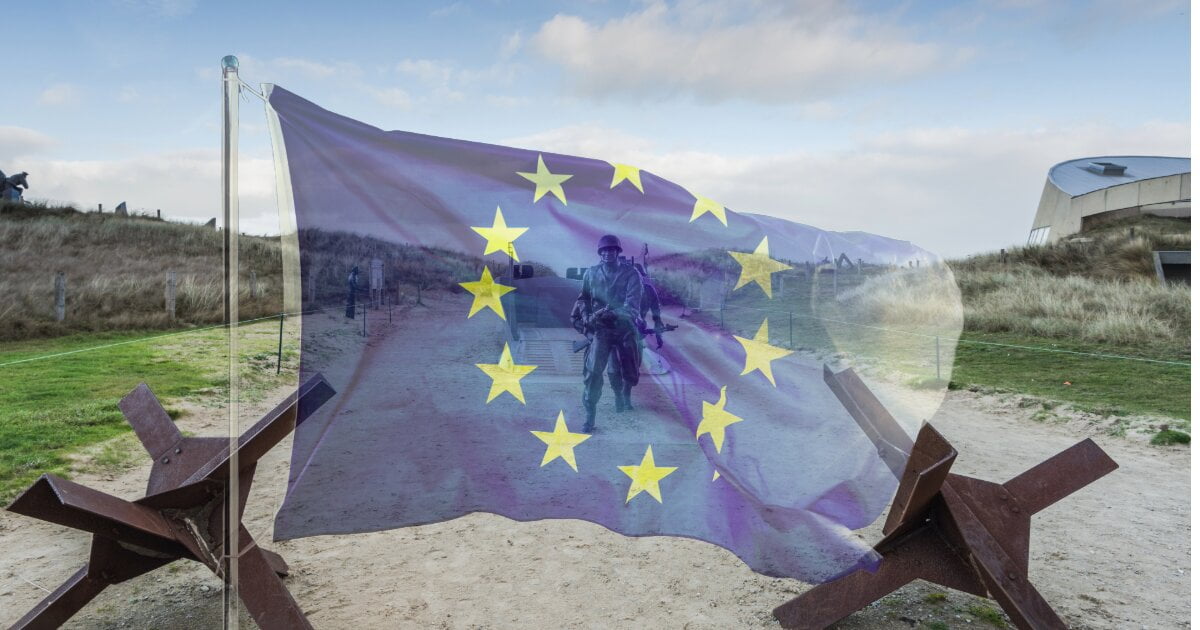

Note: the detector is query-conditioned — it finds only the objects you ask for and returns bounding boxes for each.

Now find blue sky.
[3,0,1190,256]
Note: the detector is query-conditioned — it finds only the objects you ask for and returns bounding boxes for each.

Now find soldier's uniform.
[605,264,664,411]
[572,236,642,432]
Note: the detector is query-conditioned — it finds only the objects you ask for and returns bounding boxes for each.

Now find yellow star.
[733,318,795,387]
[476,342,537,404]
[530,410,592,471]
[689,191,728,226]
[696,386,745,453]
[727,236,792,298]
[609,162,644,193]
[712,470,721,481]
[471,206,528,261]
[618,445,677,504]
[517,154,572,204]
[459,267,515,320]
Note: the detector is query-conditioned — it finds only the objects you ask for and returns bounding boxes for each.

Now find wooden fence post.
[165,271,177,320]
[54,272,66,322]
[307,267,317,306]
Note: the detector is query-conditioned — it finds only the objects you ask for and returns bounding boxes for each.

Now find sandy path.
[0,296,1188,629]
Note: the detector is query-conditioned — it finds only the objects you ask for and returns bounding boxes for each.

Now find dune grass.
[0,320,299,501]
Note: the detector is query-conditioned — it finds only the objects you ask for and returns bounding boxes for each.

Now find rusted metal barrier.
[773,366,1118,630]
[6,374,335,630]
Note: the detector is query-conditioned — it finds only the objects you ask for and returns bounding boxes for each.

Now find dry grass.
[948,216,1190,351]
[0,201,281,340]
[0,201,509,341]
[956,270,1189,346]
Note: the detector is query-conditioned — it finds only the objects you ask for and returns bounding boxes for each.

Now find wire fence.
[689,303,1191,368]
[0,287,407,370]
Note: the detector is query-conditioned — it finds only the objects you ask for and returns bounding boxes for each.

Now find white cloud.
[271,57,361,80]
[396,59,455,84]
[485,94,530,108]
[117,86,140,103]
[500,31,523,59]
[503,120,1189,257]
[115,0,197,18]
[17,149,281,235]
[38,84,80,106]
[430,2,468,18]
[0,127,56,159]
[531,1,969,103]
[369,87,414,109]
[227,55,364,84]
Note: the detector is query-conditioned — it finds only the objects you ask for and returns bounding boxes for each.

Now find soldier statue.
[1,171,29,202]
[604,263,664,412]
[571,235,642,433]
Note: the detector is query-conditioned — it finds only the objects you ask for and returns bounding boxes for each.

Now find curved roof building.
[1029,156,1190,245]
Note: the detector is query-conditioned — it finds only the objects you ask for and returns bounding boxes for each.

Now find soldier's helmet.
[596,234,622,253]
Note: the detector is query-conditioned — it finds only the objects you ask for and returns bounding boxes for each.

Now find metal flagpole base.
[6,374,335,630]
[773,367,1119,630]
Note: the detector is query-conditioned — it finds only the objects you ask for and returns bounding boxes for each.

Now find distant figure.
[1,171,29,202]
[345,265,360,318]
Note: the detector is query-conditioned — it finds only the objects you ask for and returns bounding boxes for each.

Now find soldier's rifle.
[571,319,678,353]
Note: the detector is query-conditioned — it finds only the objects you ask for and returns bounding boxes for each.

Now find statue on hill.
[1,170,29,202]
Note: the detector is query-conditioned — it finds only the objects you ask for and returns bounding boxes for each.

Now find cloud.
[500,31,523,59]
[219,55,364,84]
[396,59,455,84]
[531,1,969,103]
[38,84,80,106]
[271,57,361,80]
[18,149,281,235]
[431,2,469,18]
[116,86,140,103]
[0,127,56,159]
[369,87,414,109]
[114,0,197,18]
[503,120,1189,257]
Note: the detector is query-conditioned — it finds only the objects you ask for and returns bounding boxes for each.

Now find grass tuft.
[1150,429,1190,446]
[967,604,1008,627]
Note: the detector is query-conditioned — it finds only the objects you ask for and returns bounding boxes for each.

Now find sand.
[0,302,1188,629]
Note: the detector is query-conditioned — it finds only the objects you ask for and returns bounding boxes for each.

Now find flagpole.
[220,53,241,630]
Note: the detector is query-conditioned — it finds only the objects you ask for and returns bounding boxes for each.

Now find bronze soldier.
[605,263,664,412]
[571,235,642,432]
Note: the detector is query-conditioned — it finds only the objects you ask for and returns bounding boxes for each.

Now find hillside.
[948,215,1190,353]
[0,202,512,340]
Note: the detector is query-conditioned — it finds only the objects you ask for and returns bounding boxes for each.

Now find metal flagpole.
[220,53,241,630]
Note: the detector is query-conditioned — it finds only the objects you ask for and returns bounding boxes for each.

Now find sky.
[2,0,1190,258]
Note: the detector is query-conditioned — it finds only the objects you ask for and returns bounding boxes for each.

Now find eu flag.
[267,85,958,583]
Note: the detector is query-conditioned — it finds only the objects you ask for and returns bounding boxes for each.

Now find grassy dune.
[0,205,1189,501]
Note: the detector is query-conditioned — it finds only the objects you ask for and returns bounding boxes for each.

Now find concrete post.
[165,271,177,320]
[249,271,258,299]
[54,272,66,321]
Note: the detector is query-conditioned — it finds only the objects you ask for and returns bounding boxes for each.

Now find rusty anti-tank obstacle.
[6,373,335,630]
[773,366,1118,630]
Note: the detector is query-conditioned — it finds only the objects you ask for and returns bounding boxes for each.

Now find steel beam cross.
[6,374,336,630]
[773,366,1118,630]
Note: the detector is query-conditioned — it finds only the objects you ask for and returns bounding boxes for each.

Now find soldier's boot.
[622,384,635,412]
[582,404,597,433]
[611,385,626,413]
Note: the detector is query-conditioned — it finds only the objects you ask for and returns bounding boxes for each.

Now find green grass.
[0,321,298,501]
[1151,428,1190,446]
[951,331,1190,420]
[967,604,1008,627]
[923,592,947,604]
